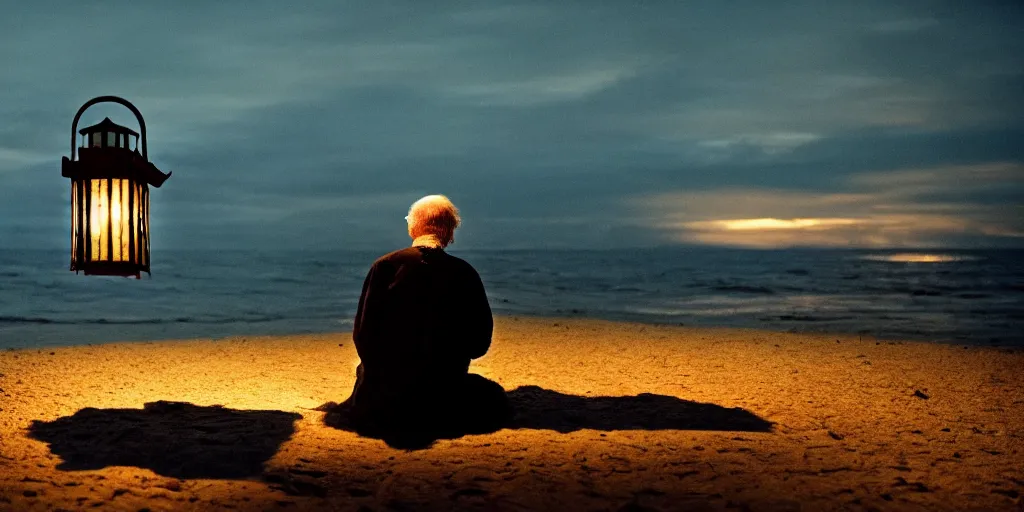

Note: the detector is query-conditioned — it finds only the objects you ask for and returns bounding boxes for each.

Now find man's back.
[353,246,493,383]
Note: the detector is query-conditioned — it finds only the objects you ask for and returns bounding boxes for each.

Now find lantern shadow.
[321,384,772,449]
[27,401,301,479]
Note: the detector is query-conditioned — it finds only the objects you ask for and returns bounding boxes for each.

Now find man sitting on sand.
[344,195,511,441]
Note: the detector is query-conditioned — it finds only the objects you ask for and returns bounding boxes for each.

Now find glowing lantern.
[61,96,171,278]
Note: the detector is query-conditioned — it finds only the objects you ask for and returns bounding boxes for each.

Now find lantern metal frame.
[61,96,171,278]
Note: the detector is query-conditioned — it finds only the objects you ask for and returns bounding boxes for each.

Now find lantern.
[61,96,171,278]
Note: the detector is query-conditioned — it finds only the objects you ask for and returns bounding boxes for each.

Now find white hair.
[407,195,461,244]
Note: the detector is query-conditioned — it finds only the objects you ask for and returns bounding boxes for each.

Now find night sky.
[2,1,1022,250]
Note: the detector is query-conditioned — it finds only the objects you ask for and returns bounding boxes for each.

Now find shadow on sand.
[506,385,772,433]
[27,386,772,476]
[27,401,301,479]
[322,384,772,449]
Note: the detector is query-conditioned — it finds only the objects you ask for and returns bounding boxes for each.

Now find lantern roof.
[78,117,139,137]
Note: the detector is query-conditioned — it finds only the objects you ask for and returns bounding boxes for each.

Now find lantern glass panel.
[90,132,102,147]
[133,183,140,258]
[135,183,145,260]
[90,178,138,263]
[71,182,78,259]
[89,179,105,261]
[115,179,129,261]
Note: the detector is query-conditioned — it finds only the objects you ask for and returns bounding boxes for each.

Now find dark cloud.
[1,1,1022,250]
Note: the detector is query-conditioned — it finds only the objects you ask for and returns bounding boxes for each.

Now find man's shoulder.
[372,247,421,266]
[371,247,480,276]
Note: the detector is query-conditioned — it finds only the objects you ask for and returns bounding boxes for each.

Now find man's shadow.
[28,401,301,479]
[507,385,772,433]
[322,383,772,449]
[26,385,773,476]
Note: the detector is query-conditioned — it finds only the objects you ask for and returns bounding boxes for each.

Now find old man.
[345,195,511,441]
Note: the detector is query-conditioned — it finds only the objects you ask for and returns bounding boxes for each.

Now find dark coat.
[343,246,511,442]
[352,246,493,393]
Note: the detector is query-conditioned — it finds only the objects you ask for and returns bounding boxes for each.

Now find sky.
[1,0,1022,251]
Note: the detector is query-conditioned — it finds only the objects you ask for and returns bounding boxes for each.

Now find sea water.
[1,248,1021,348]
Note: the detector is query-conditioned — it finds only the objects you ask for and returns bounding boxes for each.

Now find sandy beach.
[1,316,1022,511]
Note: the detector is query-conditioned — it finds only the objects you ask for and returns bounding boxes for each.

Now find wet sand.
[1,316,1022,511]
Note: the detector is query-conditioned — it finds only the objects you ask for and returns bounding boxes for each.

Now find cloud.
[869,18,940,33]
[696,132,823,157]
[441,66,637,106]
[0,148,50,169]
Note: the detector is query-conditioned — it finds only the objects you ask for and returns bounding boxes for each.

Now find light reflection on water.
[627,294,861,318]
[861,253,980,263]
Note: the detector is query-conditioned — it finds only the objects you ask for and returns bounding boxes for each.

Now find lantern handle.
[70,96,148,162]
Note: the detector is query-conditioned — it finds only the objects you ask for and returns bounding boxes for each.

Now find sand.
[0,316,1022,511]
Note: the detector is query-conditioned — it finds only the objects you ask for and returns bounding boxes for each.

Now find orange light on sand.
[862,253,971,263]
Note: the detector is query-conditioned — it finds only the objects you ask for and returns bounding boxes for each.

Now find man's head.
[406,195,461,247]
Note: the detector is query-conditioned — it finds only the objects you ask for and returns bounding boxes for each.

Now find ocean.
[1,248,1022,349]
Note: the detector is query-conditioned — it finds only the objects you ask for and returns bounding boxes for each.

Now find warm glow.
[632,163,1024,248]
[666,214,963,248]
[88,179,136,262]
[861,253,973,263]
[685,217,862,231]
[89,179,106,260]
[717,218,860,230]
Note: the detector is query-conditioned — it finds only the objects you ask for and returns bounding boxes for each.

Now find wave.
[0,315,290,326]
[712,285,776,294]
[768,314,856,322]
